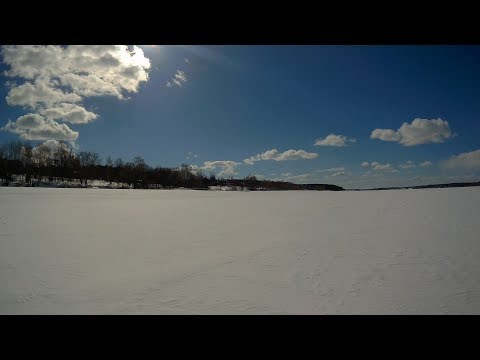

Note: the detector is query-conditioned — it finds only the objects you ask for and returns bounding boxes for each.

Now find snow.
[6,175,133,189]
[1,187,480,314]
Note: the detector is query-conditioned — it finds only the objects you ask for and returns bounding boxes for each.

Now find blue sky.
[1,45,480,188]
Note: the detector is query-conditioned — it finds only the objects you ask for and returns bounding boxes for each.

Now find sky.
[1,45,480,189]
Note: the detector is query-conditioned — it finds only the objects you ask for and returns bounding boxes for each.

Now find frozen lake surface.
[1,187,480,314]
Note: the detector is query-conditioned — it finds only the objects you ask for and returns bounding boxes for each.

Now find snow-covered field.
[1,187,480,314]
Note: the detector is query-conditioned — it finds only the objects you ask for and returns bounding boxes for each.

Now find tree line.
[0,140,343,191]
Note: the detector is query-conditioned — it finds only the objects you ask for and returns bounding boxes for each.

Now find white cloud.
[370,118,453,146]
[244,149,318,165]
[273,173,313,183]
[320,169,352,178]
[32,139,71,154]
[286,174,312,182]
[441,149,480,171]
[2,45,150,96]
[2,113,79,141]
[198,160,240,177]
[362,161,395,171]
[330,171,350,177]
[370,129,401,142]
[36,139,62,152]
[6,78,82,108]
[218,168,237,177]
[59,73,122,99]
[175,70,187,82]
[1,45,66,79]
[373,163,393,171]
[39,103,98,124]
[271,149,318,161]
[314,134,356,147]
[399,160,416,169]
[1,45,151,142]
[276,170,350,183]
[30,139,77,165]
[316,167,345,173]
[420,161,432,168]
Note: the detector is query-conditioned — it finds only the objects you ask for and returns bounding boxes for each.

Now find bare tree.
[115,158,124,168]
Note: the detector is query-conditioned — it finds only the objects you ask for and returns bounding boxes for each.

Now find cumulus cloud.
[218,168,237,177]
[2,113,79,141]
[32,139,70,155]
[1,45,151,142]
[197,160,240,177]
[244,149,318,165]
[59,73,122,99]
[39,103,98,124]
[2,45,150,97]
[361,161,370,167]
[314,134,356,147]
[370,129,401,142]
[420,161,432,168]
[441,149,480,171]
[370,118,453,146]
[6,78,82,108]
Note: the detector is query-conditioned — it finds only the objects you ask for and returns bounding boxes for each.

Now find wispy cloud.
[315,167,345,173]
[399,160,416,169]
[166,69,188,88]
[185,152,198,160]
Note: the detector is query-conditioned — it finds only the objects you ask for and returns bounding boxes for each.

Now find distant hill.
[351,181,480,191]
[214,178,344,191]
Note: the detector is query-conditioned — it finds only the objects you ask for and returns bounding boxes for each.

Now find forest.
[0,140,343,191]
